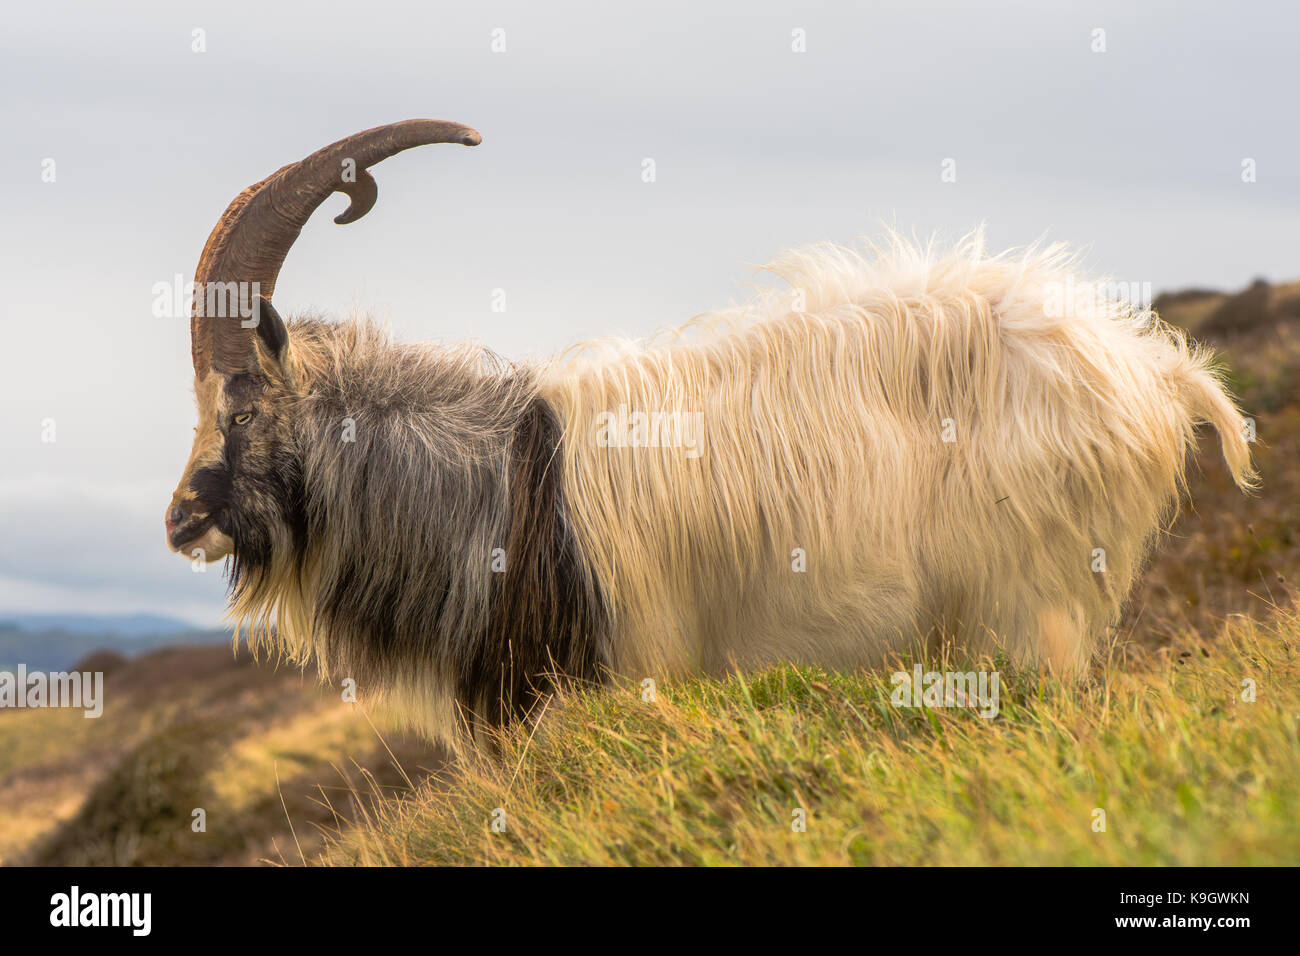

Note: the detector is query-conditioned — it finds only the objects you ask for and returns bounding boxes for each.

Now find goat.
[166,119,1255,747]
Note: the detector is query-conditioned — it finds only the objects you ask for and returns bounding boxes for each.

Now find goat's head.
[166,119,481,564]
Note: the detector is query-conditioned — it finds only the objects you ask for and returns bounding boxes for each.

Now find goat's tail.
[1176,349,1257,490]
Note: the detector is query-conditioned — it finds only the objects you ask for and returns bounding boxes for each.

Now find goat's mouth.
[168,513,232,560]
[168,513,213,550]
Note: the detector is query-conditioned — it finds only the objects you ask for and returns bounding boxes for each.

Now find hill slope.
[321,613,1298,866]
[0,644,444,865]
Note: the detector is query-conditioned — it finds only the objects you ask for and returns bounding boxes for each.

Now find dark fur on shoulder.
[215,319,611,742]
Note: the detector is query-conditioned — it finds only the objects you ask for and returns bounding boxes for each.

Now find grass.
[321,609,1299,866]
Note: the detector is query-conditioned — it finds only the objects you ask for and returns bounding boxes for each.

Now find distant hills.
[0,613,228,672]
[1155,277,1300,340]
[0,612,203,637]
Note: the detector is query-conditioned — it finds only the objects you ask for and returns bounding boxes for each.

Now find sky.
[1,0,1297,627]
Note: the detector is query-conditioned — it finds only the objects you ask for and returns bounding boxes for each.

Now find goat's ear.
[252,295,289,367]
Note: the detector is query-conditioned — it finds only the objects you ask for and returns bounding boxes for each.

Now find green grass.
[321,611,1299,866]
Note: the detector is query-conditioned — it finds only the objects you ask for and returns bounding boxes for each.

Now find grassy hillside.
[321,613,1298,866]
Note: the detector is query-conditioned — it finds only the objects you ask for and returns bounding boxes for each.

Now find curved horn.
[191,119,481,374]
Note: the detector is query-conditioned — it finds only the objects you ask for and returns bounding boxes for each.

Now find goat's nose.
[166,505,185,532]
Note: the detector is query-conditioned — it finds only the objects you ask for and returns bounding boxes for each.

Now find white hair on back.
[541,229,1255,679]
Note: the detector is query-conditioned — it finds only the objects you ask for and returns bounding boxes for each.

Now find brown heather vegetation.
[1130,279,1300,642]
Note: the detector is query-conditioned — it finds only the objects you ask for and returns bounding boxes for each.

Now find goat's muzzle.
[165,499,218,554]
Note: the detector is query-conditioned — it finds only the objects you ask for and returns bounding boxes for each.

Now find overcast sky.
[1,0,1296,627]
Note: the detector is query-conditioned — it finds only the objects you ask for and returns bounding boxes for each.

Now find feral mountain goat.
[166,119,1255,747]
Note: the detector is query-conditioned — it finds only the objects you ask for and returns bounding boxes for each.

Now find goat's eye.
[233,412,253,426]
